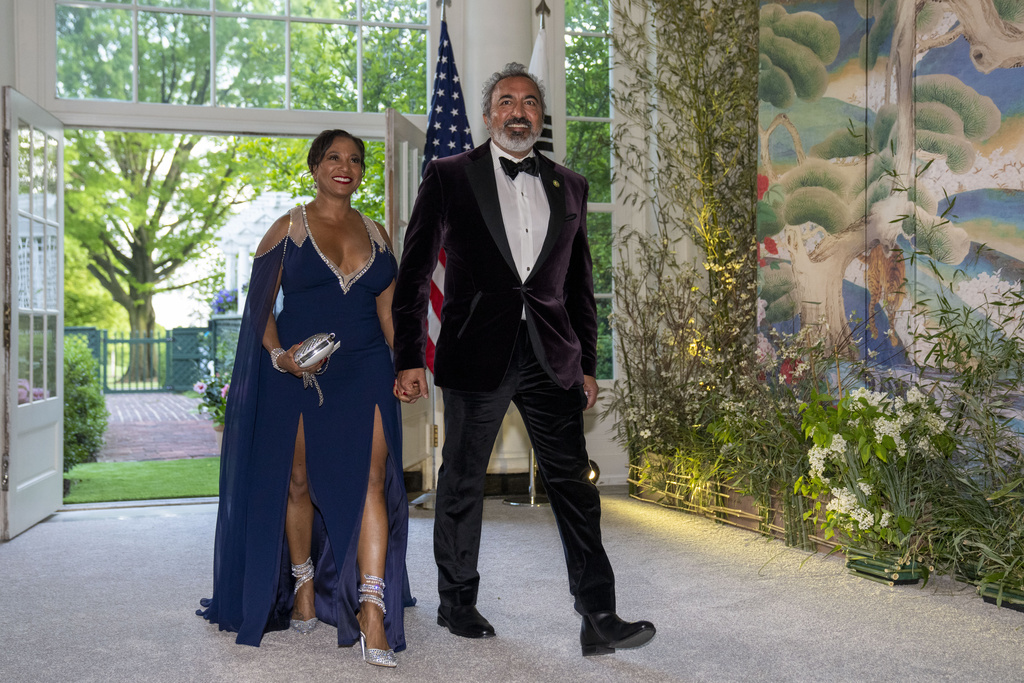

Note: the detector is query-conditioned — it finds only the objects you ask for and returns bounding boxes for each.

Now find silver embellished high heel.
[358,574,396,668]
[290,557,319,634]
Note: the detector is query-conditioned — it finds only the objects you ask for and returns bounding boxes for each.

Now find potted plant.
[194,374,230,451]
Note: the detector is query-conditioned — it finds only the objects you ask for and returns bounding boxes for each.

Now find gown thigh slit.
[198,208,409,650]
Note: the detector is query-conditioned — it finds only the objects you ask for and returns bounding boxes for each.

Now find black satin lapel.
[466,150,519,277]
[529,162,566,283]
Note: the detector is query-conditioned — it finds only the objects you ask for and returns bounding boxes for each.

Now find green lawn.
[64,458,220,504]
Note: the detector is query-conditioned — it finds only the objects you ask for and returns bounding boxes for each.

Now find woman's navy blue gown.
[198,207,410,649]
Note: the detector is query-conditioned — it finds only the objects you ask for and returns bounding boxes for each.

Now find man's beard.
[489,117,541,154]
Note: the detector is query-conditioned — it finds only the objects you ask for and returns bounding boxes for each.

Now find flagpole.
[412,371,438,510]
[414,0,469,511]
[536,0,549,29]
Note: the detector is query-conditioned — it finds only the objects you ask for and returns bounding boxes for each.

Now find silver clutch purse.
[294,332,341,369]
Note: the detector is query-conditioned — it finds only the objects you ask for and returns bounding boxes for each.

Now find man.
[392,62,655,657]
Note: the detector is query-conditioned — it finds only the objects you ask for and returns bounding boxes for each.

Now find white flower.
[828,434,847,456]
[639,429,652,439]
[193,381,207,393]
[879,511,893,528]
[808,445,828,479]
[873,417,908,457]
[826,487,876,531]
[924,412,946,434]
[852,506,875,530]
[848,387,883,407]
[906,387,926,404]
[858,481,873,495]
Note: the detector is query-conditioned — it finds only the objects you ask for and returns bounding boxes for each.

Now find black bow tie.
[500,155,539,180]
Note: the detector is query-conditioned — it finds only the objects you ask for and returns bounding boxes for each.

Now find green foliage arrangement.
[63,335,109,473]
[908,245,1024,597]
[796,386,953,559]
[607,0,759,493]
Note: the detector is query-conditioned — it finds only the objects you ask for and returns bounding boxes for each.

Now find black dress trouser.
[435,324,616,615]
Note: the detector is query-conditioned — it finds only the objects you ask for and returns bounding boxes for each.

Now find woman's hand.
[394,368,428,403]
[276,343,324,377]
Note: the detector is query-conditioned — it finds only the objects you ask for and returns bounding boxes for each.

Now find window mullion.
[284,3,292,109]
[209,4,217,107]
[132,4,139,103]
[356,2,364,113]
[51,0,430,119]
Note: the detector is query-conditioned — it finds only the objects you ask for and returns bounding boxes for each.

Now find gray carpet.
[1,494,1022,682]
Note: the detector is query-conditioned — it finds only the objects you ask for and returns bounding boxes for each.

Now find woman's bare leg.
[356,406,390,650]
[286,415,316,622]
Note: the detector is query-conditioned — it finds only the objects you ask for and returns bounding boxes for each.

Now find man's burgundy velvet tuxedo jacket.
[392,141,598,392]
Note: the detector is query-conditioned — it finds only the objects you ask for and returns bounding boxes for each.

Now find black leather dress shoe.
[580,611,656,656]
[437,605,496,639]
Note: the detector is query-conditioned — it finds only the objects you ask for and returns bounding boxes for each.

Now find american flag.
[423,19,474,372]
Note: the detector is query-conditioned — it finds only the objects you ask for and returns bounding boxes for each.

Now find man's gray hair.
[480,62,547,119]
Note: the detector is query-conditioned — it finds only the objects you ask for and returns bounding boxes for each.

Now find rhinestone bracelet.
[270,347,288,373]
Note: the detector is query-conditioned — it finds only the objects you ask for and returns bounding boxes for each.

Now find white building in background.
[218,192,312,315]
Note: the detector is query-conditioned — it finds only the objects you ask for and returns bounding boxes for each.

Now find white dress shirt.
[491,146,550,284]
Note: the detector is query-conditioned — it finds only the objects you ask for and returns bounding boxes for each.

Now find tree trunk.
[786,221,867,358]
[123,296,159,383]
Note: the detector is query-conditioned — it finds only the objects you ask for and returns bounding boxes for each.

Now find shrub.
[64,335,109,472]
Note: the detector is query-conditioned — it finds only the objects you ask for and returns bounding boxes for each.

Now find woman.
[198,130,408,668]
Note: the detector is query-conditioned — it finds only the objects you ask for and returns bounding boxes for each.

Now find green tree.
[64,236,129,333]
[237,137,386,219]
[64,130,251,379]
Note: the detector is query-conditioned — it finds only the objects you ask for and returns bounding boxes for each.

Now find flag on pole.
[528,24,554,158]
[422,19,474,372]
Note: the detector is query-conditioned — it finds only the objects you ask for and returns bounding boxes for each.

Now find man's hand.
[583,375,599,410]
[395,368,429,403]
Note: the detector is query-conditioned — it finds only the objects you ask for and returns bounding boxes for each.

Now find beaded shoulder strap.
[291,205,309,247]
[363,214,390,254]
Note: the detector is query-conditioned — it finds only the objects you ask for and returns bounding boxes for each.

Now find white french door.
[2,88,64,540]
[384,108,439,490]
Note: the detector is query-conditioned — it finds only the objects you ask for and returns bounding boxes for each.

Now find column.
[462,0,534,144]
[461,0,535,475]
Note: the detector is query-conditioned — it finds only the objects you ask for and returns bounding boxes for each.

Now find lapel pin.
[553,180,560,188]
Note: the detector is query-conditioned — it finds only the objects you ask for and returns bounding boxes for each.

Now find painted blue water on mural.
[941,189,1024,226]
[917,39,1024,118]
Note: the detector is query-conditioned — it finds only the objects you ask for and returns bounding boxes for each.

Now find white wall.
[0,0,14,88]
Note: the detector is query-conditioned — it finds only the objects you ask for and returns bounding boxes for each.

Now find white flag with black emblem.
[528,25,554,159]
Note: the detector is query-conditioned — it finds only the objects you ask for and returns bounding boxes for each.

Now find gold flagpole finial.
[436,0,452,22]
[535,1,551,29]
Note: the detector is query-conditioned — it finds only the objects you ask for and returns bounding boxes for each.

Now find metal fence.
[67,316,241,393]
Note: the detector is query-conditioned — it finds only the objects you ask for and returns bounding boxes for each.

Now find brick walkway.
[97,393,220,462]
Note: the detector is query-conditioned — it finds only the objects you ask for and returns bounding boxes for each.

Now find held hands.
[391,369,595,407]
[583,375,599,410]
[394,368,428,404]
